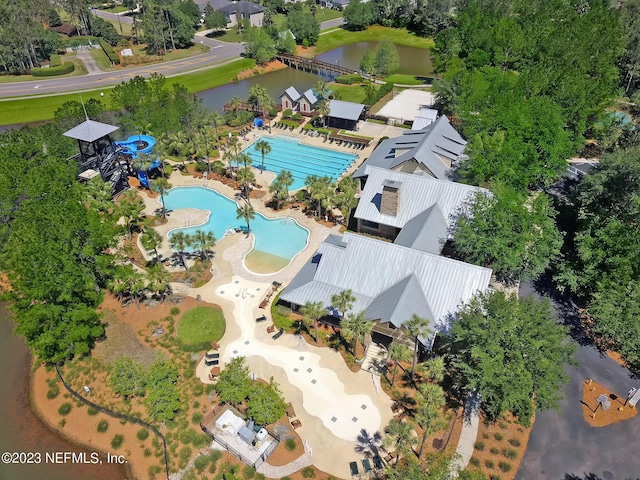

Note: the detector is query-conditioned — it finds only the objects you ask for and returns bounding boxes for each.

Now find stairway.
[361,343,388,375]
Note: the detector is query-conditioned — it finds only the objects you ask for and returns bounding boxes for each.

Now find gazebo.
[63,119,129,195]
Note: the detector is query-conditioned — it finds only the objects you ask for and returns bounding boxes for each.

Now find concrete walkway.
[452,391,480,475]
[257,453,312,477]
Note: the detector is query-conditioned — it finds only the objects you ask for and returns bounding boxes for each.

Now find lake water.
[197,41,433,112]
[0,304,129,480]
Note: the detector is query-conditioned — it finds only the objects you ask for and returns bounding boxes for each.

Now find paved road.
[516,278,640,480]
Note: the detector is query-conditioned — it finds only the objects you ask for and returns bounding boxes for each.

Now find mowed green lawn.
[177,307,226,345]
[316,25,434,54]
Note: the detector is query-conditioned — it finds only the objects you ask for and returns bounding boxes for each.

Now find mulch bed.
[581,380,638,427]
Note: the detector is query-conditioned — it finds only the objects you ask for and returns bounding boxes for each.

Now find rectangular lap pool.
[243,135,358,190]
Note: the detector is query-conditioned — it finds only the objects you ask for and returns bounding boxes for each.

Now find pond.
[197,41,433,112]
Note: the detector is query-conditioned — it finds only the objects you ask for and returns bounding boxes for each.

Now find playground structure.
[115,134,161,189]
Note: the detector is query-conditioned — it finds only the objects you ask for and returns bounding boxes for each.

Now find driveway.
[516,279,640,480]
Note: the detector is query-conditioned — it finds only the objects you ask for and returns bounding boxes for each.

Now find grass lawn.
[101,16,133,37]
[329,83,368,104]
[90,48,113,71]
[177,307,226,345]
[0,57,252,125]
[316,25,434,54]
[384,73,435,85]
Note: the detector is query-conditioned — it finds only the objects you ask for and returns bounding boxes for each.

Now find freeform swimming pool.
[162,186,309,263]
[243,135,358,190]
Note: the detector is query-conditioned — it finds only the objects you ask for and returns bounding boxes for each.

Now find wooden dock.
[276,53,358,79]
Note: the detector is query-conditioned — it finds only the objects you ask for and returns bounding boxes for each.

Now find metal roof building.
[280,232,492,346]
[353,115,466,180]
[354,166,488,253]
[63,119,119,143]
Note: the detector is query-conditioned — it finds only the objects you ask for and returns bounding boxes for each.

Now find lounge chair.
[205,358,219,367]
[362,458,372,474]
[372,455,384,469]
[255,315,267,322]
[349,461,359,477]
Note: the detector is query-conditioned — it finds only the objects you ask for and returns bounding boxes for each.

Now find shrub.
[508,438,521,447]
[474,440,485,451]
[485,459,495,468]
[285,438,296,451]
[301,467,315,478]
[498,461,512,472]
[97,420,109,433]
[504,448,518,460]
[100,39,120,65]
[490,447,499,455]
[494,432,503,441]
[170,307,180,316]
[47,386,60,399]
[111,434,124,449]
[87,406,99,416]
[137,428,150,441]
[334,73,362,84]
[58,403,72,416]
[31,62,75,77]
[243,465,256,479]
[470,457,480,467]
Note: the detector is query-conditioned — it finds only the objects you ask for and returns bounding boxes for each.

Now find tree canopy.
[445,291,576,426]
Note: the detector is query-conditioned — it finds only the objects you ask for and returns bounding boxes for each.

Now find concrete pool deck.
[193,275,394,479]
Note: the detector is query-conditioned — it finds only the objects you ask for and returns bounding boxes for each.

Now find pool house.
[279,232,492,348]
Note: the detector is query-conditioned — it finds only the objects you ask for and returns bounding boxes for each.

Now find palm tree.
[147,263,171,302]
[169,231,192,272]
[236,166,255,202]
[317,99,330,127]
[191,229,216,260]
[236,203,255,233]
[404,314,432,383]
[140,228,163,261]
[118,189,145,239]
[229,96,242,118]
[415,383,447,459]
[151,177,172,219]
[300,301,325,343]
[417,356,445,383]
[388,342,412,387]
[342,310,374,358]
[313,79,329,101]
[331,289,355,319]
[254,139,271,174]
[383,419,415,466]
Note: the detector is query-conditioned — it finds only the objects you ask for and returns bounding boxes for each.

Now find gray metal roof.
[364,274,434,331]
[280,232,492,334]
[353,115,466,179]
[393,204,448,254]
[354,166,486,229]
[328,99,365,122]
[281,86,301,103]
[301,88,318,105]
[63,120,119,142]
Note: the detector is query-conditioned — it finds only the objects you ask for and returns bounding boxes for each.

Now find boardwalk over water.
[276,53,359,79]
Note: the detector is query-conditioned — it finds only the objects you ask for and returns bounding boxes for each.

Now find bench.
[272,328,284,340]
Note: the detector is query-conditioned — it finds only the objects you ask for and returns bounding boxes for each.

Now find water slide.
[115,134,160,188]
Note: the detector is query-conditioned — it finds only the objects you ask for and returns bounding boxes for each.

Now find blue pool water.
[162,187,309,261]
[243,135,358,190]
